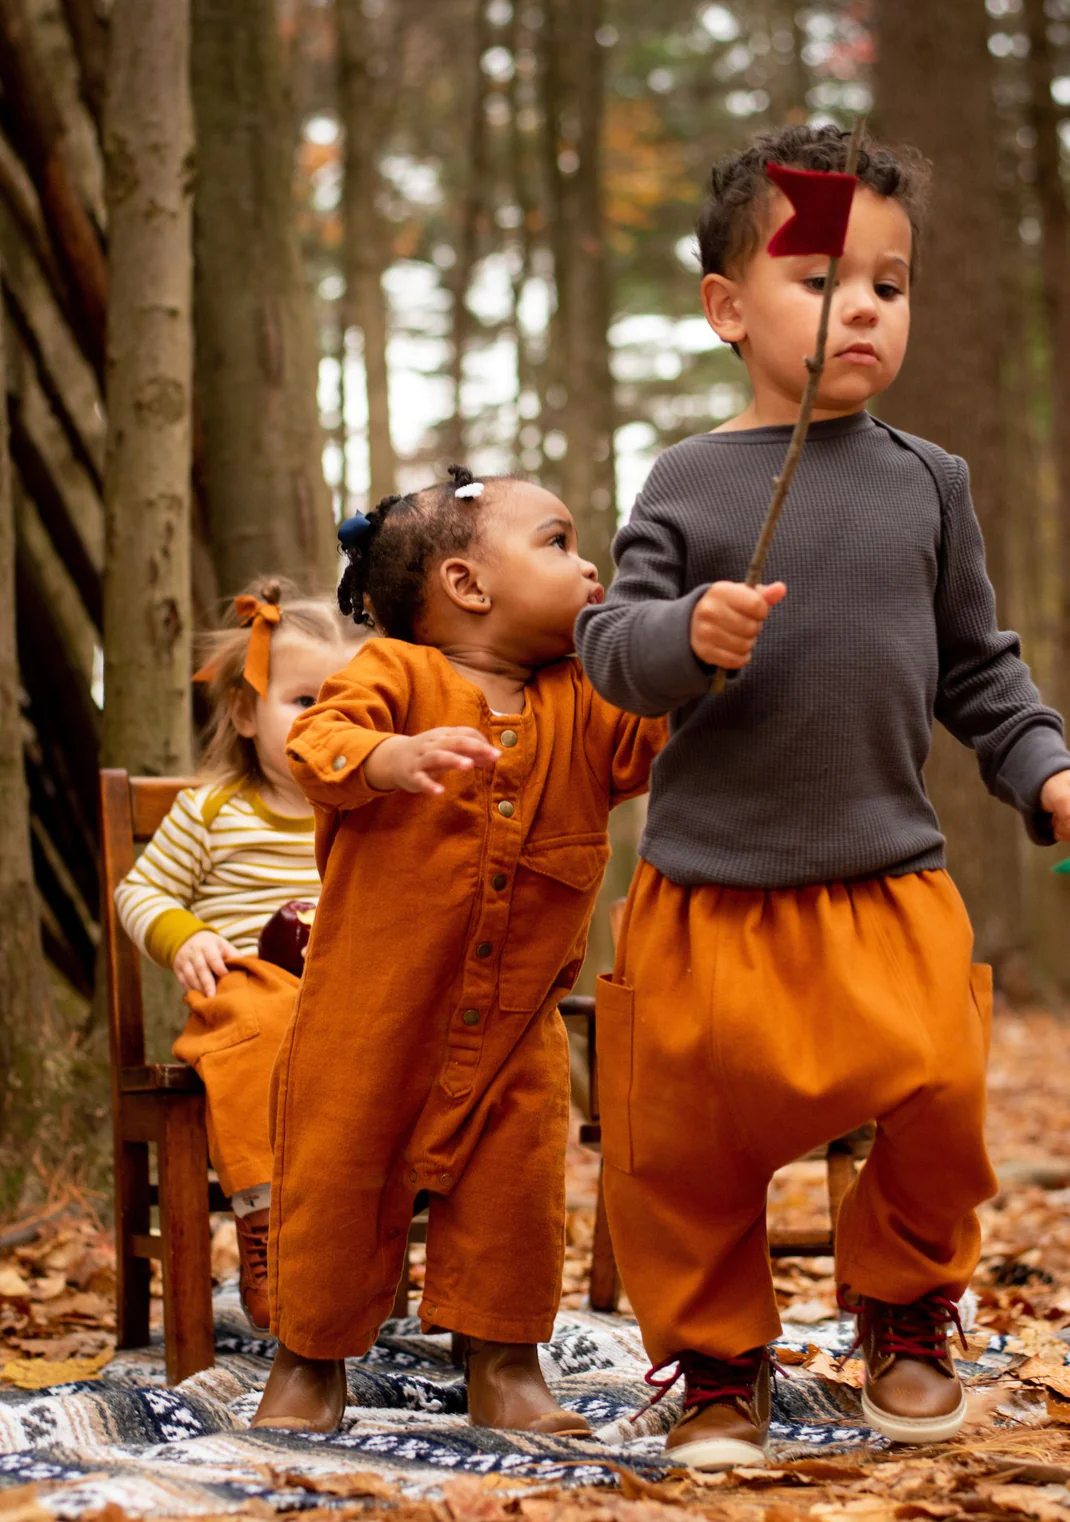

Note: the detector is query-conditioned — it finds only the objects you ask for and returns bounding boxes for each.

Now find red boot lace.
[239,1218,269,1280]
[838,1289,967,1364]
[631,1348,770,1424]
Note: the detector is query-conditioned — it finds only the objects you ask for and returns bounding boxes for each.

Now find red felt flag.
[765,161,858,259]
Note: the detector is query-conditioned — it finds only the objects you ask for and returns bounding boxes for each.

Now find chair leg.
[589,1160,621,1313]
[115,1134,152,1349]
[391,1236,411,1318]
[157,1094,215,1384]
[826,1148,858,1241]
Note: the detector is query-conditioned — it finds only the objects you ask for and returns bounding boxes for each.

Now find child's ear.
[702,274,746,348]
[227,685,258,738]
[439,557,491,615]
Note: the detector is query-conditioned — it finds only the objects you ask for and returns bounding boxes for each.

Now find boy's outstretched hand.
[1041,769,1070,841]
[364,728,500,796]
[690,580,787,670]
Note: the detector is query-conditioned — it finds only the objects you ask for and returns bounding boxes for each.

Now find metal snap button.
[476,942,492,958]
[500,730,518,747]
[492,873,507,891]
[331,755,347,771]
[497,800,515,818]
[462,1009,480,1026]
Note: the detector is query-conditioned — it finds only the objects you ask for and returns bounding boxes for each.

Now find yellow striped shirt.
[114,783,320,966]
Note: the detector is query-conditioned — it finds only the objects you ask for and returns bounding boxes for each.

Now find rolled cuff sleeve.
[286,725,394,811]
[995,725,1070,845]
[628,585,714,710]
[145,909,214,967]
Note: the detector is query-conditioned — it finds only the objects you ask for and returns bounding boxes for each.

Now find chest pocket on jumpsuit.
[498,833,610,1012]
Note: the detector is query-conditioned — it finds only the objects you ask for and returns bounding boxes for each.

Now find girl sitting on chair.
[114,579,359,1333]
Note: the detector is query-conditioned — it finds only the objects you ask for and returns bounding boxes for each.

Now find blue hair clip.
[337,512,374,550]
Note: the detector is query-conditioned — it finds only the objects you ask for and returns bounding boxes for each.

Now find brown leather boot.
[251,1343,348,1432]
[462,1337,591,1436]
[661,1349,771,1470]
[235,1208,270,1333]
[851,1292,967,1445]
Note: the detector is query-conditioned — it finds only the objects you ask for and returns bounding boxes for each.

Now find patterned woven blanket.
[0,1284,1014,1518]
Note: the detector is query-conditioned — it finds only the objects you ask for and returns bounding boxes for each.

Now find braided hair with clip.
[337,465,506,641]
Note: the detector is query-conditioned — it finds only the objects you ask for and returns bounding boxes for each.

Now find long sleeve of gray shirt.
[574,410,1070,890]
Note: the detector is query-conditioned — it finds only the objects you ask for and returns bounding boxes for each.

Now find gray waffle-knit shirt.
[574,410,1070,889]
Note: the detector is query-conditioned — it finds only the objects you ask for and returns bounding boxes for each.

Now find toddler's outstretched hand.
[1041,769,1070,842]
[175,930,241,998]
[364,728,499,796]
[690,580,786,671]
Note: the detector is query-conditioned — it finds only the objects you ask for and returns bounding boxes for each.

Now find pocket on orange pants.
[595,973,634,1174]
[969,962,994,1059]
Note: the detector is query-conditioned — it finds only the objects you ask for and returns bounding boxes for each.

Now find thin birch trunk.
[192,0,335,596]
[337,0,396,507]
[102,0,193,776]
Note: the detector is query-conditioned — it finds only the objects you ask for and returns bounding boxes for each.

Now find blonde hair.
[196,576,361,787]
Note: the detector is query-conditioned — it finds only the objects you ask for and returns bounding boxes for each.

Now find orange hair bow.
[193,596,281,698]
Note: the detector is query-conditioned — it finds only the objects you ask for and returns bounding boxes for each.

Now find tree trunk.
[102,0,193,777]
[535,0,574,502]
[873,0,1026,978]
[1024,0,1070,723]
[0,0,107,378]
[0,283,64,1211]
[1020,0,1070,997]
[191,0,335,597]
[58,0,108,137]
[337,0,396,508]
[561,0,615,583]
[447,0,492,463]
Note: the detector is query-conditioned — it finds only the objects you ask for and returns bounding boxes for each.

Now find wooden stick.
[711,116,866,694]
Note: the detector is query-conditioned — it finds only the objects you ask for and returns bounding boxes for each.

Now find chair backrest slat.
[98,770,194,1073]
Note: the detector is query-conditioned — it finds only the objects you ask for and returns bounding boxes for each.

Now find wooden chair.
[560,899,874,1314]
[99,770,217,1385]
[98,772,489,1379]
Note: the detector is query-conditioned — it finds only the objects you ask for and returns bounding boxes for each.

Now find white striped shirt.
[114,783,320,965]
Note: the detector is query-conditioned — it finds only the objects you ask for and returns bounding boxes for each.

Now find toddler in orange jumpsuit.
[575,124,1070,1468]
[116,581,358,1331]
[253,466,665,1436]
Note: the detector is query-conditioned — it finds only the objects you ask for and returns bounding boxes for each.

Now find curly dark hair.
[696,124,932,282]
[337,465,514,641]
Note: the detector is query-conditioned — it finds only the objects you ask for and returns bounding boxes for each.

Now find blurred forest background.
[0,0,1068,1208]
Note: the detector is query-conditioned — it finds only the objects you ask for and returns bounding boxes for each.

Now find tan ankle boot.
[462,1337,591,1436]
[235,1208,270,1333]
[251,1343,347,1432]
[852,1293,967,1445]
[662,1349,770,1471]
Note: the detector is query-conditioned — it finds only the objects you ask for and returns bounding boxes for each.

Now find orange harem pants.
[268,994,571,1360]
[596,864,997,1367]
[173,956,299,1199]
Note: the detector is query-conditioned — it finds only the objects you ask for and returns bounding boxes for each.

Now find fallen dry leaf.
[0,1349,111,1388]
[260,1467,403,1502]
[0,1268,30,1300]
[803,1349,865,1390]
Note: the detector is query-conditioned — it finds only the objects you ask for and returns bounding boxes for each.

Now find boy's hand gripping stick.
[711,117,865,695]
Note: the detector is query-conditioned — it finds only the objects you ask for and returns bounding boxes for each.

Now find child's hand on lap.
[1041,769,1070,841]
[174,930,241,997]
[365,729,500,796]
[690,580,787,670]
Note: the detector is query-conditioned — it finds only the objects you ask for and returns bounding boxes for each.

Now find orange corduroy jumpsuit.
[268,639,665,1359]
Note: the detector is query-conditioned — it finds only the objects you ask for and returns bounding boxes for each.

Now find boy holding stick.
[575,124,1070,1468]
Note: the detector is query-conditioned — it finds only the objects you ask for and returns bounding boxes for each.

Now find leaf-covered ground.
[0,1007,1067,1519]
